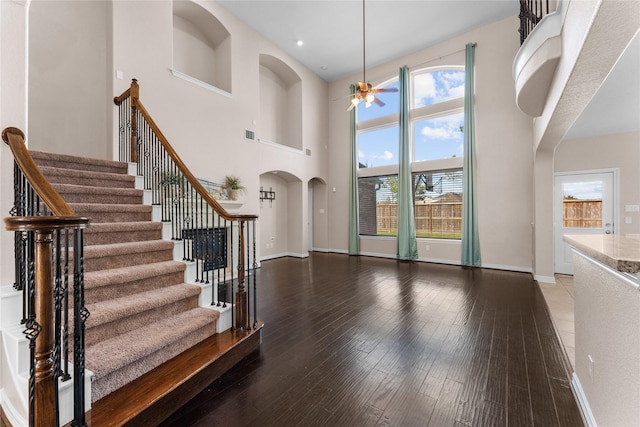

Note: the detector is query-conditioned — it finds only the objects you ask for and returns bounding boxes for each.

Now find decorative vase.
[229,189,238,200]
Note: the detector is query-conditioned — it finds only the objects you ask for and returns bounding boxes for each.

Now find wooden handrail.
[113,86,257,222]
[2,127,79,218]
[113,88,131,106]
[3,127,90,427]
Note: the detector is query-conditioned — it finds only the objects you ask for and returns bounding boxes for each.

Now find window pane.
[358,126,399,168]
[413,169,463,239]
[358,175,398,236]
[356,80,399,122]
[413,69,465,108]
[562,182,603,228]
[414,112,464,162]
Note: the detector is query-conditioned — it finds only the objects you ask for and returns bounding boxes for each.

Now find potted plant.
[223,175,244,200]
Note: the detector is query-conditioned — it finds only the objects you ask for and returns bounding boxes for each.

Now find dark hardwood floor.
[159,253,583,427]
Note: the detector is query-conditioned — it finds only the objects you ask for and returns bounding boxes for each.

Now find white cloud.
[421,126,456,139]
[359,150,364,158]
[420,113,464,140]
[414,73,436,107]
[415,70,465,107]
[370,150,394,161]
[447,84,465,99]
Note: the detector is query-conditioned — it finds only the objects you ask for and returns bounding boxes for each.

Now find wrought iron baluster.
[62,230,71,381]
[252,221,258,329]
[230,221,234,328]
[24,235,38,427]
[72,229,88,427]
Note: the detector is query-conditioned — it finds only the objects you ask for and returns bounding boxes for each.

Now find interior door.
[554,171,615,275]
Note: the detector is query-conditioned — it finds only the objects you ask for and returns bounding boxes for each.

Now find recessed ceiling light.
[296,40,303,46]
[320,65,328,70]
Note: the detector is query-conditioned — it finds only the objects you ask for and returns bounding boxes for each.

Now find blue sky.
[358,70,465,167]
[563,181,603,200]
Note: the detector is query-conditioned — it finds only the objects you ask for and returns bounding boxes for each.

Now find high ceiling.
[218,0,518,82]
[218,1,639,139]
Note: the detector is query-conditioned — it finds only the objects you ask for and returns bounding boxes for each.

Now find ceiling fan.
[347,0,398,112]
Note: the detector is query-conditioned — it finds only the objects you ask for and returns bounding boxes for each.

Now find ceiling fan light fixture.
[351,97,360,107]
[365,93,375,103]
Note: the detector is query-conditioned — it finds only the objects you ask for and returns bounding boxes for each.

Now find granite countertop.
[563,234,640,274]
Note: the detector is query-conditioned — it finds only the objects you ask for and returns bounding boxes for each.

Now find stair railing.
[519,0,554,44]
[2,127,90,427]
[114,79,259,332]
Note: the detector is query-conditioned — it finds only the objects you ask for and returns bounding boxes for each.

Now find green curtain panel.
[348,84,360,255]
[462,43,481,267]
[396,66,418,260]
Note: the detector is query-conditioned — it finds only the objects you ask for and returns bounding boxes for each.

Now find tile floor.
[539,275,575,368]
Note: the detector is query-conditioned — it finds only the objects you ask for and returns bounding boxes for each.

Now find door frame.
[553,168,619,275]
[308,185,314,251]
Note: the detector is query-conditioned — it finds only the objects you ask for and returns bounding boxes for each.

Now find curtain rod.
[409,42,477,70]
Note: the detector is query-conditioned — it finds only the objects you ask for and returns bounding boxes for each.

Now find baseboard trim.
[572,373,597,427]
[482,263,532,274]
[534,274,556,283]
[260,252,309,262]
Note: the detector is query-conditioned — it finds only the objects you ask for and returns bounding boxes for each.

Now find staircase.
[29,149,221,403]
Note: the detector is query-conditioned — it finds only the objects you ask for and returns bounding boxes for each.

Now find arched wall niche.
[259,54,302,150]
[172,1,231,93]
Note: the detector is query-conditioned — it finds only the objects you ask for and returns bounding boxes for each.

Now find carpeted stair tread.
[38,166,135,188]
[84,221,163,245]
[80,240,175,271]
[86,308,219,377]
[83,261,185,303]
[85,283,201,329]
[83,240,174,258]
[52,183,143,204]
[69,203,152,223]
[84,240,174,272]
[30,150,128,175]
[84,261,185,291]
[87,308,218,401]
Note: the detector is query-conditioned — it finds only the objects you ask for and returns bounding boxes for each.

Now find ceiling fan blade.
[373,88,399,93]
[373,97,385,107]
[346,102,356,112]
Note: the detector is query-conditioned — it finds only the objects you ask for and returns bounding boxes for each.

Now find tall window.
[357,67,465,239]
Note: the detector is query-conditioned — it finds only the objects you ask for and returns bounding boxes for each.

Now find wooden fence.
[563,199,602,228]
[377,202,462,237]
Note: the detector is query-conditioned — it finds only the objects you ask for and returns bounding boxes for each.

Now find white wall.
[328,16,534,271]
[109,0,329,260]
[310,178,329,251]
[259,173,291,259]
[0,0,29,286]
[555,131,640,235]
[573,252,640,426]
[28,0,110,159]
[172,15,218,87]
[532,0,640,280]
[259,65,288,146]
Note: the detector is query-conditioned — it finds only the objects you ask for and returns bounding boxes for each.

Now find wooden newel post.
[130,79,139,163]
[33,229,56,427]
[236,221,248,330]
